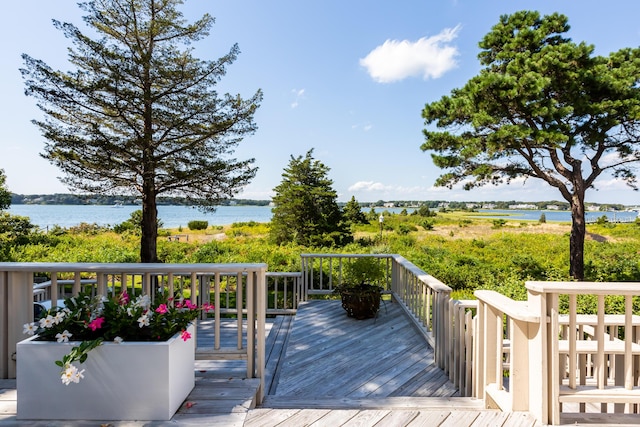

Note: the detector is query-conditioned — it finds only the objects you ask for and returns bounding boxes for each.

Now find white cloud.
[360,25,461,83]
[290,88,305,108]
[348,181,392,192]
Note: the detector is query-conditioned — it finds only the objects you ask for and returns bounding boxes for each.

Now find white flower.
[53,311,66,324]
[126,306,135,316]
[135,295,151,310]
[113,336,123,344]
[61,364,85,385]
[39,315,55,329]
[55,330,72,343]
[23,322,37,335]
[137,313,150,327]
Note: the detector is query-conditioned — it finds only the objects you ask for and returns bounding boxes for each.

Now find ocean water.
[6,204,638,230]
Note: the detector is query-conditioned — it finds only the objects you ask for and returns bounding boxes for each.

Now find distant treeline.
[10,193,628,211]
[10,193,271,207]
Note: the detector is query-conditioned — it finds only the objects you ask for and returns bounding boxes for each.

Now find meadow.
[6,210,640,302]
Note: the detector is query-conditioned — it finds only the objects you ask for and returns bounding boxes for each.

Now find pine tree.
[422,11,640,279]
[270,150,352,247]
[21,0,262,262]
[343,196,368,225]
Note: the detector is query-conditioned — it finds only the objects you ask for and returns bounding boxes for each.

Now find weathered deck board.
[273,299,458,399]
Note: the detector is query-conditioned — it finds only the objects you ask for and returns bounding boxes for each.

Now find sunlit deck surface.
[0,299,539,426]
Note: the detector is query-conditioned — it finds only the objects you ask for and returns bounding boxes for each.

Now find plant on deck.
[23,290,213,384]
[334,257,386,319]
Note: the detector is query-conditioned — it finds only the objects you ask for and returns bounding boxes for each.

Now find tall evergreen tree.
[343,195,368,225]
[270,149,352,247]
[421,11,640,279]
[21,0,262,262]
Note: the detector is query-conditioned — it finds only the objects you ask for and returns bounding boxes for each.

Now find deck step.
[260,396,484,410]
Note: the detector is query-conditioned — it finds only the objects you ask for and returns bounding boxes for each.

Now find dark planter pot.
[339,285,381,320]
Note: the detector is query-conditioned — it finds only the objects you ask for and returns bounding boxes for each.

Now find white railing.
[526,280,640,425]
[473,290,541,414]
[300,253,392,297]
[475,281,640,426]
[389,255,452,372]
[0,262,267,403]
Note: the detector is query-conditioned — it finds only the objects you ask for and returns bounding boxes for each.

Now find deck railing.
[526,280,640,425]
[5,256,639,425]
[0,262,267,402]
[474,281,640,425]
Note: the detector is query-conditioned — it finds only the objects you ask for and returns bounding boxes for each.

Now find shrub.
[188,220,208,230]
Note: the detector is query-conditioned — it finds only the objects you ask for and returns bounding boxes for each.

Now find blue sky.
[1,1,639,205]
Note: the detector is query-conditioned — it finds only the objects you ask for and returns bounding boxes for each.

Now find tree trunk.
[140,180,158,263]
[569,194,586,280]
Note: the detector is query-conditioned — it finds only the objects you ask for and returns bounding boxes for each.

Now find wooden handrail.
[475,290,540,323]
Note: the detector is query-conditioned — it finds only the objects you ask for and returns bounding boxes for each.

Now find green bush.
[188,220,209,230]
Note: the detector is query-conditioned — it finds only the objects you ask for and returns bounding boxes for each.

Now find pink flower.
[202,303,215,312]
[184,300,197,310]
[155,304,168,314]
[88,317,105,331]
[180,329,191,341]
[119,289,129,305]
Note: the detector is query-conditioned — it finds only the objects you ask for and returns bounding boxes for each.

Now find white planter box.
[16,324,195,421]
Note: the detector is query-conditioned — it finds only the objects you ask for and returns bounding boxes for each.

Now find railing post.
[526,288,550,425]
[255,267,266,404]
[4,271,33,379]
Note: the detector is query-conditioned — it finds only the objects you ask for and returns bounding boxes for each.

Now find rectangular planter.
[16,324,195,421]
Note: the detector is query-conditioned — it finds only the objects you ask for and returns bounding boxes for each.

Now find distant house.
[482,203,496,209]
[546,205,560,210]
[508,204,537,210]
[383,202,395,208]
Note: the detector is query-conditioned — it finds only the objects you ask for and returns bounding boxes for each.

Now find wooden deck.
[0,299,540,426]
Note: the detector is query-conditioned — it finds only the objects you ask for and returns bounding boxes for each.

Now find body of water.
[474,209,639,223]
[8,204,274,229]
[6,204,639,230]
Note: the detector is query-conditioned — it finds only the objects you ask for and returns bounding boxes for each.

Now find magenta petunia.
[88,317,105,331]
[180,329,191,341]
[155,304,168,314]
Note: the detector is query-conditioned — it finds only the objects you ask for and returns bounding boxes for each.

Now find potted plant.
[18,289,213,421]
[334,256,386,319]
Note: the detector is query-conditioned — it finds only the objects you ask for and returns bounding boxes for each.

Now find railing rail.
[0,262,267,403]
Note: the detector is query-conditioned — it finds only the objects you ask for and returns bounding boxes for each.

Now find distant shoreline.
[9,193,636,211]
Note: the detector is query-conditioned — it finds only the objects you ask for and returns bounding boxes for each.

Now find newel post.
[525,287,550,425]
[1,271,33,379]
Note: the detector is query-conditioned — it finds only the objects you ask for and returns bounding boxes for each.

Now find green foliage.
[412,205,436,217]
[0,212,37,260]
[421,219,435,230]
[341,257,386,286]
[539,213,546,223]
[492,219,506,228]
[396,223,417,235]
[343,196,368,225]
[188,220,209,230]
[270,149,352,247]
[0,169,11,211]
